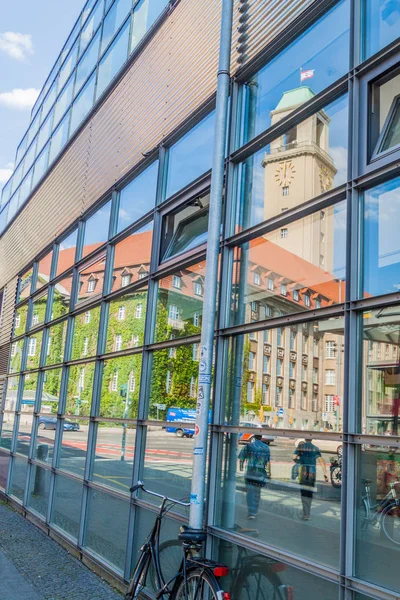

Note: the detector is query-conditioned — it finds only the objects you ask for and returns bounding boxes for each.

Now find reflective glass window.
[31,143,50,189]
[92,422,136,490]
[96,16,130,99]
[36,109,54,156]
[166,111,215,199]
[49,111,70,165]
[130,0,169,52]
[27,464,50,517]
[53,74,74,129]
[59,417,89,476]
[9,456,28,501]
[36,250,53,290]
[14,304,28,337]
[82,200,112,257]
[361,306,400,436]
[117,161,158,233]
[76,252,107,304]
[240,0,350,144]
[236,95,348,231]
[69,71,96,136]
[232,202,346,326]
[225,318,344,432]
[9,339,24,374]
[52,474,83,540]
[58,38,79,91]
[0,413,15,450]
[370,71,400,159]
[100,354,142,418]
[111,223,152,292]
[101,0,132,54]
[363,177,400,297]
[41,79,57,122]
[39,367,63,413]
[26,331,43,370]
[15,135,28,168]
[56,229,78,276]
[106,290,147,352]
[355,444,400,593]
[148,343,200,420]
[0,450,10,490]
[71,305,101,360]
[3,376,20,413]
[65,362,95,417]
[7,191,20,223]
[155,262,206,342]
[51,273,73,319]
[75,29,101,95]
[45,320,68,366]
[29,292,48,329]
[22,142,36,179]
[27,111,41,147]
[161,193,210,261]
[79,0,104,57]
[363,0,400,60]
[85,489,129,572]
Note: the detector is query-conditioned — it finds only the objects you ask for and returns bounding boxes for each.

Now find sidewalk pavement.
[0,502,122,600]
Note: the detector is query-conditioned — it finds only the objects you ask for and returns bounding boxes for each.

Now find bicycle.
[360,477,400,545]
[330,450,342,488]
[125,481,231,599]
[153,525,293,599]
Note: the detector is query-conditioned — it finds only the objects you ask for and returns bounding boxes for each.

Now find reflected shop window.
[217,434,341,569]
[363,176,400,297]
[225,317,345,433]
[155,261,207,343]
[361,305,400,436]
[232,201,346,326]
[355,444,400,594]
[111,222,153,292]
[239,0,349,145]
[236,95,348,231]
[215,538,339,600]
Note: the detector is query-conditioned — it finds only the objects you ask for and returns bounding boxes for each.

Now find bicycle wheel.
[330,466,342,488]
[125,551,151,600]
[150,539,182,590]
[381,503,400,545]
[234,562,283,600]
[174,568,221,599]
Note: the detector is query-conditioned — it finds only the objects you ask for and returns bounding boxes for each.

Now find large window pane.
[70,72,96,136]
[26,331,43,371]
[51,273,73,319]
[92,422,136,491]
[39,368,63,413]
[106,290,147,353]
[14,304,28,337]
[130,0,168,52]
[225,318,345,433]
[58,38,79,91]
[240,0,349,144]
[36,109,54,156]
[49,111,70,165]
[76,252,107,304]
[232,202,346,326]
[0,413,16,450]
[117,161,158,233]
[96,16,130,100]
[9,339,24,374]
[361,306,400,436]
[363,177,400,297]
[0,450,11,490]
[18,268,34,302]
[363,0,400,60]
[148,343,200,420]
[355,444,400,593]
[59,418,88,476]
[111,223,153,292]
[155,262,205,342]
[370,71,400,159]
[45,320,68,366]
[65,362,96,416]
[75,29,101,96]
[82,200,112,257]
[71,305,101,360]
[9,456,28,501]
[52,474,83,540]
[100,354,142,418]
[101,0,132,54]
[56,228,78,276]
[31,144,50,189]
[237,95,348,230]
[36,250,53,290]
[216,537,339,600]
[29,292,48,330]
[166,112,215,199]
[53,74,74,129]
[34,417,57,462]
[80,0,104,57]
[27,464,51,517]
[3,376,20,412]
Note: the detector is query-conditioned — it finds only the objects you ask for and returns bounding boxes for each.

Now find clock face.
[319,165,332,192]
[275,161,296,187]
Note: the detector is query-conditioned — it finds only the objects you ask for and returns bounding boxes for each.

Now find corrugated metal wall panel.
[0,0,317,289]
[0,278,17,348]
[0,345,9,378]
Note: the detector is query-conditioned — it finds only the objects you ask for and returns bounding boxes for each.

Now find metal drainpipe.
[189,0,234,531]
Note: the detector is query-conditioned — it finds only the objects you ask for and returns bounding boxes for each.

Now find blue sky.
[0,0,84,185]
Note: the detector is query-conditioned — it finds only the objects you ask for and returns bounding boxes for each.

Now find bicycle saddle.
[361,478,372,484]
[179,525,207,543]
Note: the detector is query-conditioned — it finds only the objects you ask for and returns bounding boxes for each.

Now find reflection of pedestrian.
[239,435,271,520]
[293,440,328,521]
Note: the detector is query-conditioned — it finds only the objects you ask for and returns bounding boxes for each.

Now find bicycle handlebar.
[130,481,191,507]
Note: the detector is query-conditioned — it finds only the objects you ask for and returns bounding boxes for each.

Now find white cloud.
[0,166,13,185]
[0,32,33,61]
[0,88,40,110]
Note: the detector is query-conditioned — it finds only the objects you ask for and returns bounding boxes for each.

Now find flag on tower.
[300,69,315,82]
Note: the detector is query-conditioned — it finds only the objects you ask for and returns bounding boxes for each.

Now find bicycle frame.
[362,480,399,526]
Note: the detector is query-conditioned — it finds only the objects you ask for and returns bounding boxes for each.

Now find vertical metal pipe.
[189,0,234,531]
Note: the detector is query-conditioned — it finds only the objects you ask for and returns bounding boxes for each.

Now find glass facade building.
[0,1,400,599]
